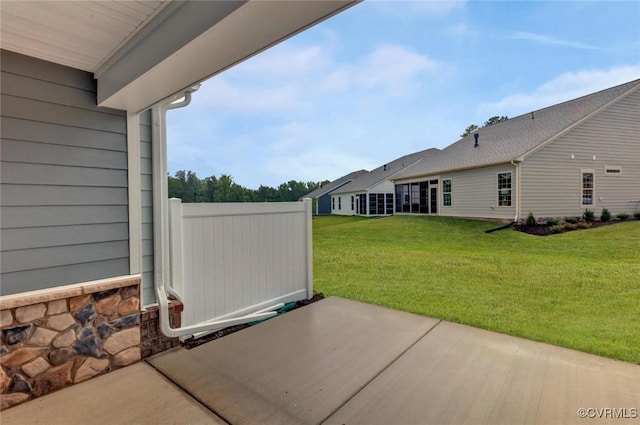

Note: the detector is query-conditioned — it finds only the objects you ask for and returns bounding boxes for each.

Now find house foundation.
[140,301,183,359]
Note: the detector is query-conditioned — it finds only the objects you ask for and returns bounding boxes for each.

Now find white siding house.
[301,169,368,215]
[394,80,640,220]
[332,149,439,216]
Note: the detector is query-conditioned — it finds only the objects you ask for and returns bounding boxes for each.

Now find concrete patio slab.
[0,362,226,425]
[147,296,439,425]
[325,320,640,425]
[3,297,638,425]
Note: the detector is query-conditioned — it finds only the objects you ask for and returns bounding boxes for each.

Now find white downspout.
[152,88,196,337]
[511,160,521,222]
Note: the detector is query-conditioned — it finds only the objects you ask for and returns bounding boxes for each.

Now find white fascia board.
[98,0,359,112]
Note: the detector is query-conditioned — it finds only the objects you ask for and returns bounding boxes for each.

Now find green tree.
[460,116,509,138]
[460,124,479,138]
[202,176,217,202]
[167,170,327,203]
[483,116,508,126]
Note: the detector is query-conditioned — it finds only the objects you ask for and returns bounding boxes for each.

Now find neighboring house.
[300,169,368,215]
[393,79,640,220]
[331,148,440,216]
[0,0,357,408]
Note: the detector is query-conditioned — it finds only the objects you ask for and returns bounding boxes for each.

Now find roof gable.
[334,148,439,194]
[301,169,368,199]
[395,79,640,180]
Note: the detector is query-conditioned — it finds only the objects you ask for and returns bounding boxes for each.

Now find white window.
[497,172,512,207]
[581,170,594,206]
[442,179,452,207]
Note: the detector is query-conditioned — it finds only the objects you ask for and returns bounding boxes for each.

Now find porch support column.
[127,112,142,275]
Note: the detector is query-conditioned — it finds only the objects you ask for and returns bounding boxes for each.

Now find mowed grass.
[313,215,640,364]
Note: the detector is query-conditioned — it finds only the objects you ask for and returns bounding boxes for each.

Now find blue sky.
[167,1,640,189]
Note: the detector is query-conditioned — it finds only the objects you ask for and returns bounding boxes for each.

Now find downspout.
[152,86,198,338]
[511,160,521,222]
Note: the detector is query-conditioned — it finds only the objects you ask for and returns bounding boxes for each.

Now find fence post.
[168,198,184,300]
[304,198,314,299]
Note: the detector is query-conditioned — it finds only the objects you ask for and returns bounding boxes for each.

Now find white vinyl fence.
[163,198,313,337]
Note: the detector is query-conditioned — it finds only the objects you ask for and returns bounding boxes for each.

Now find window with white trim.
[332,197,335,210]
[442,179,452,207]
[338,197,342,210]
[581,171,594,206]
[497,172,512,207]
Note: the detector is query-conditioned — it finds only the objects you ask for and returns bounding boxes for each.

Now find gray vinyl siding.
[0,50,129,295]
[440,164,517,220]
[139,109,156,305]
[521,89,640,217]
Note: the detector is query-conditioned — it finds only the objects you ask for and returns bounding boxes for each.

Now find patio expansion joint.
[144,358,234,425]
[319,319,444,425]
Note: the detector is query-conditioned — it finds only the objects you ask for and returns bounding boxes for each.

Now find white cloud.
[355,44,438,89]
[191,42,438,114]
[511,31,602,50]
[446,23,478,39]
[232,44,332,79]
[264,147,377,185]
[194,78,304,113]
[481,65,640,116]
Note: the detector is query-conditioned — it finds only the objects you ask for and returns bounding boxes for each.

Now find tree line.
[460,115,509,138]
[168,170,328,203]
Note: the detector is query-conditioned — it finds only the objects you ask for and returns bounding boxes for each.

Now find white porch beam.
[97,0,358,112]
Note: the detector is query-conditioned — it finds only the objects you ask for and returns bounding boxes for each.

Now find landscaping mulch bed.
[182,293,325,349]
[514,220,628,236]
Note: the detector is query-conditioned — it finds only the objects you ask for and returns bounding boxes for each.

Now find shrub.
[564,216,579,224]
[546,217,559,226]
[634,211,640,220]
[525,212,536,227]
[577,221,592,229]
[550,225,563,234]
[583,209,596,222]
[617,213,629,221]
[600,208,611,222]
[564,223,578,230]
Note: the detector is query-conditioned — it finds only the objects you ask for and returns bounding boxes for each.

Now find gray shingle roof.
[300,169,369,199]
[394,79,640,180]
[333,148,440,194]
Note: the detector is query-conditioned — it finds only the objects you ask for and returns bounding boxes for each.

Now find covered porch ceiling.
[0,0,358,112]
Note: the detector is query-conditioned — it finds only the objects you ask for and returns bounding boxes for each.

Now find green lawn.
[313,215,640,364]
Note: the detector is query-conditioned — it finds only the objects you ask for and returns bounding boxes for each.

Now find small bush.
[550,225,563,234]
[634,211,640,220]
[525,212,537,227]
[577,221,592,229]
[546,217,559,226]
[617,213,629,221]
[583,209,596,222]
[564,216,579,224]
[600,208,611,222]
[564,223,578,230]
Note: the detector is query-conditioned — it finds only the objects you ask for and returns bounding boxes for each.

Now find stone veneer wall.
[0,276,142,410]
